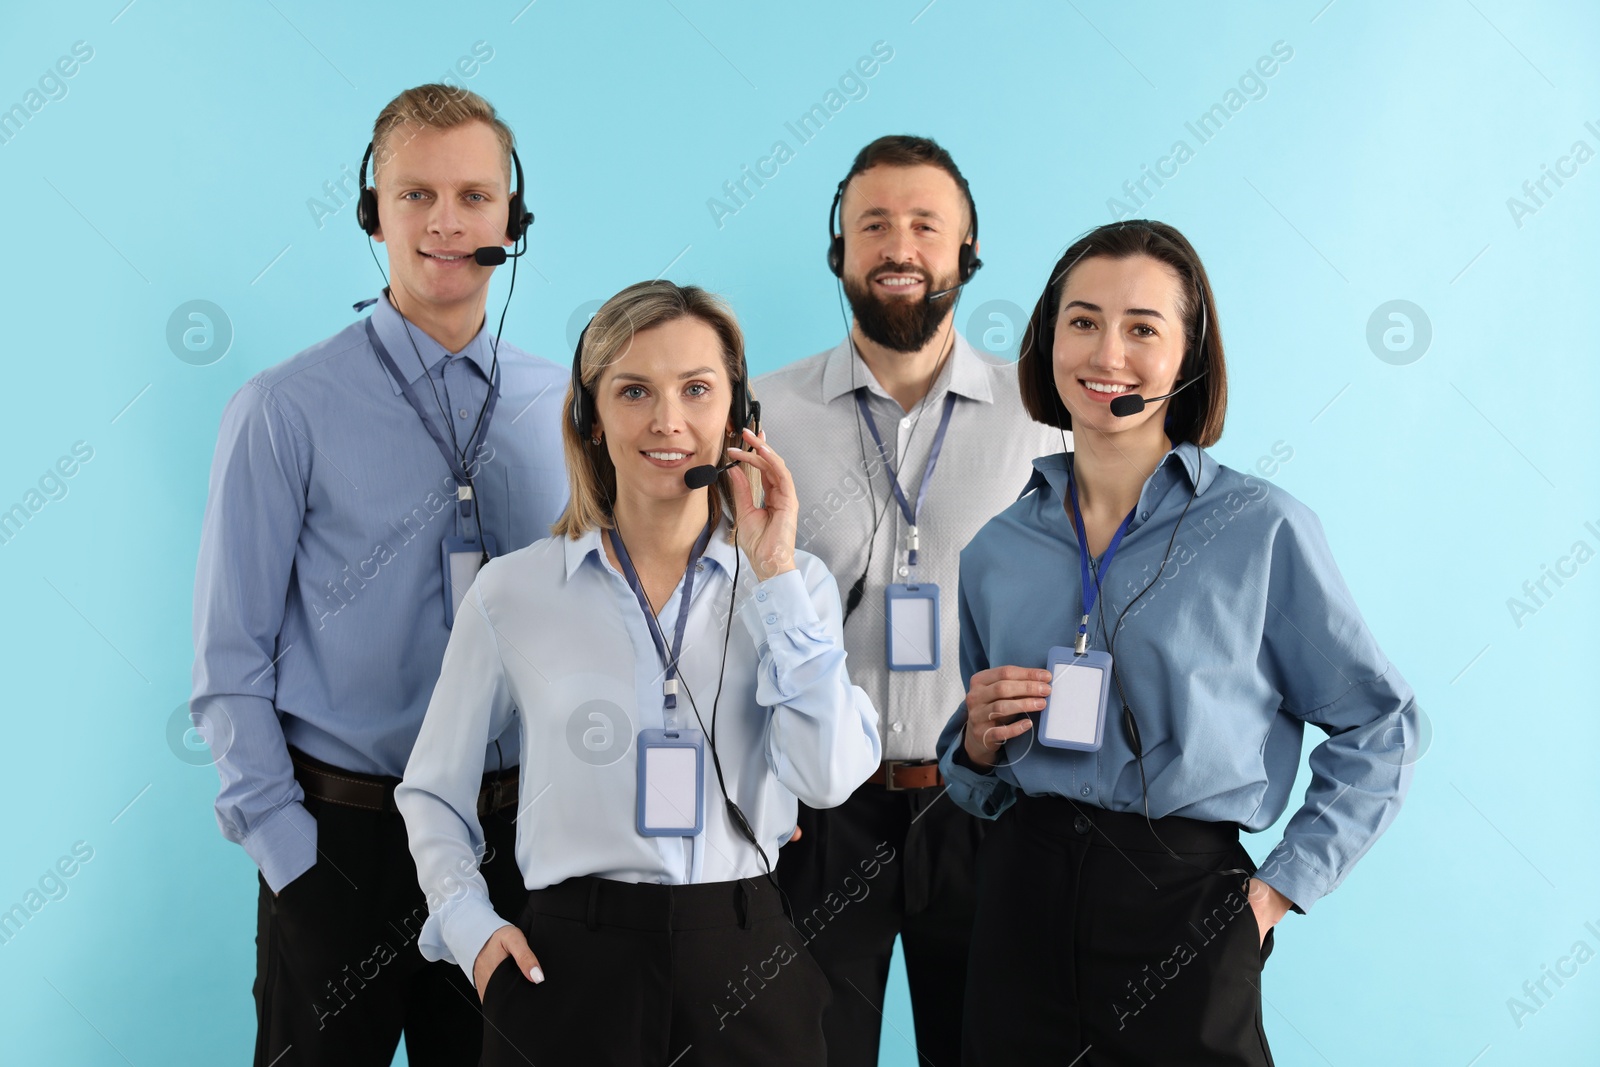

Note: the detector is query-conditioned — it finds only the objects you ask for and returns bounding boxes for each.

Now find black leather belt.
[290,747,518,818]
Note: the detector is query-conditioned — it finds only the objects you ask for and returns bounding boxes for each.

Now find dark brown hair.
[838,135,975,236]
[1017,220,1227,447]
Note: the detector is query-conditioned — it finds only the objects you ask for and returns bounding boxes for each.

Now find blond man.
[191,85,566,1065]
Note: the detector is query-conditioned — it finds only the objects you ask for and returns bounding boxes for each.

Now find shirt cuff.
[1254,841,1328,914]
[241,801,318,894]
[937,744,1015,820]
[739,567,817,640]
[428,892,514,988]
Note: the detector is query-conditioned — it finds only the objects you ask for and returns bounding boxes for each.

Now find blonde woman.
[397,280,880,1066]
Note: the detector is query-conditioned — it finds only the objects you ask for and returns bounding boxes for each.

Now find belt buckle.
[882,760,912,792]
[481,776,506,816]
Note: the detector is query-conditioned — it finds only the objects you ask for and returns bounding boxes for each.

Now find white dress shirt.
[396,519,881,981]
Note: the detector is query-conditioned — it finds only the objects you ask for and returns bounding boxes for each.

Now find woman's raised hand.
[725,428,798,582]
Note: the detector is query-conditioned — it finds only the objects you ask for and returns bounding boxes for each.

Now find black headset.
[826,175,982,284]
[568,290,759,445]
[355,139,533,244]
[1031,223,1210,424]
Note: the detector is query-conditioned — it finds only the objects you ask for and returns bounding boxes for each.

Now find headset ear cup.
[570,320,592,438]
[357,188,379,236]
[958,243,976,284]
[507,192,521,242]
[356,142,378,236]
[825,180,846,278]
[507,192,533,243]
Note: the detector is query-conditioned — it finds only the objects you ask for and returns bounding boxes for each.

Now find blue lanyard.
[855,391,958,567]
[607,520,715,711]
[365,317,500,526]
[1066,462,1135,655]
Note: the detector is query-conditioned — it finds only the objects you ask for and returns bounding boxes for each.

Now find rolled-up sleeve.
[1253,509,1419,912]
[191,382,317,893]
[396,576,519,984]
[741,558,880,809]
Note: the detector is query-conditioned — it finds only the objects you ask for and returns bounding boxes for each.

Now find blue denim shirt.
[936,445,1419,912]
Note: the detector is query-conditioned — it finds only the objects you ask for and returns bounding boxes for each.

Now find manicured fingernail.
[530,966,545,983]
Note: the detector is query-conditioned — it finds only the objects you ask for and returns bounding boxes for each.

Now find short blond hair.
[370,83,515,189]
[553,281,747,540]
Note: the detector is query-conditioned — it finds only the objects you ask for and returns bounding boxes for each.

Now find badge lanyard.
[857,391,956,671]
[612,521,716,840]
[365,318,500,535]
[607,519,715,716]
[854,391,957,575]
[1066,462,1135,655]
[1035,463,1136,751]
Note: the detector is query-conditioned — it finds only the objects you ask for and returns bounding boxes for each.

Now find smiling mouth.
[421,252,471,262]
[1080,380,1136,395]
[642,450,692,464]
[873,274,925,291]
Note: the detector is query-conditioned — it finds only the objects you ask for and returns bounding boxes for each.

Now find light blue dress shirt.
[935,446,1419,912]
[191,294,568,892]
[395,522,882,984]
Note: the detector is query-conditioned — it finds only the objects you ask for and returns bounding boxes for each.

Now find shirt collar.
[819,331,995,406]
[369,291,497,395]
[562,514,740,581]
[1022,442,1219,528]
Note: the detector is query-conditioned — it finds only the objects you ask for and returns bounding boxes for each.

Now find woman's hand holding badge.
[962,666,1052,769]
[725,428,798,583]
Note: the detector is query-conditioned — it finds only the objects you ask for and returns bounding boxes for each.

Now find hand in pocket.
[474,923,546,1002]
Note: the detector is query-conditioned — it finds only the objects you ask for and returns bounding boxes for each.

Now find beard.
[843,262,957,353]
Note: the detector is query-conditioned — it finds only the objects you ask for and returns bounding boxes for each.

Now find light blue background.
[1,1,1596,1063]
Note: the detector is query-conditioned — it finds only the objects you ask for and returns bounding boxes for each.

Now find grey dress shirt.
[755,335,1063,760]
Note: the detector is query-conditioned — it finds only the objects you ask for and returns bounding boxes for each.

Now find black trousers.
[479,874,832,1066]
[252,793,523,1066]
[775,779,985,1067]
[963,795,1275,1067]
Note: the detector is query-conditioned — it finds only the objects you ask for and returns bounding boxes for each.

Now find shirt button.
[900,417,911,429]
[897,565,909,577]
[765,613,778,625]
[696,562,705,573]
[458,407,470,419]
[1080,784,1091,797]
[756,590,767,602]
[1073,814,1091,835]
[1139,511,1149,521]
[891,722,904,733]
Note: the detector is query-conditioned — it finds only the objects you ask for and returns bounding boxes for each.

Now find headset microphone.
[683,460,735,490]
[1108,369,1208,417]
[925,278,969,300]
[472,245,526,266]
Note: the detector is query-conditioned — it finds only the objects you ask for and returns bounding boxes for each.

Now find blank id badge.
[1038,646,1114,751]
[885,583,940,671]
[440,534,497,628]
[636,728,705,837]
